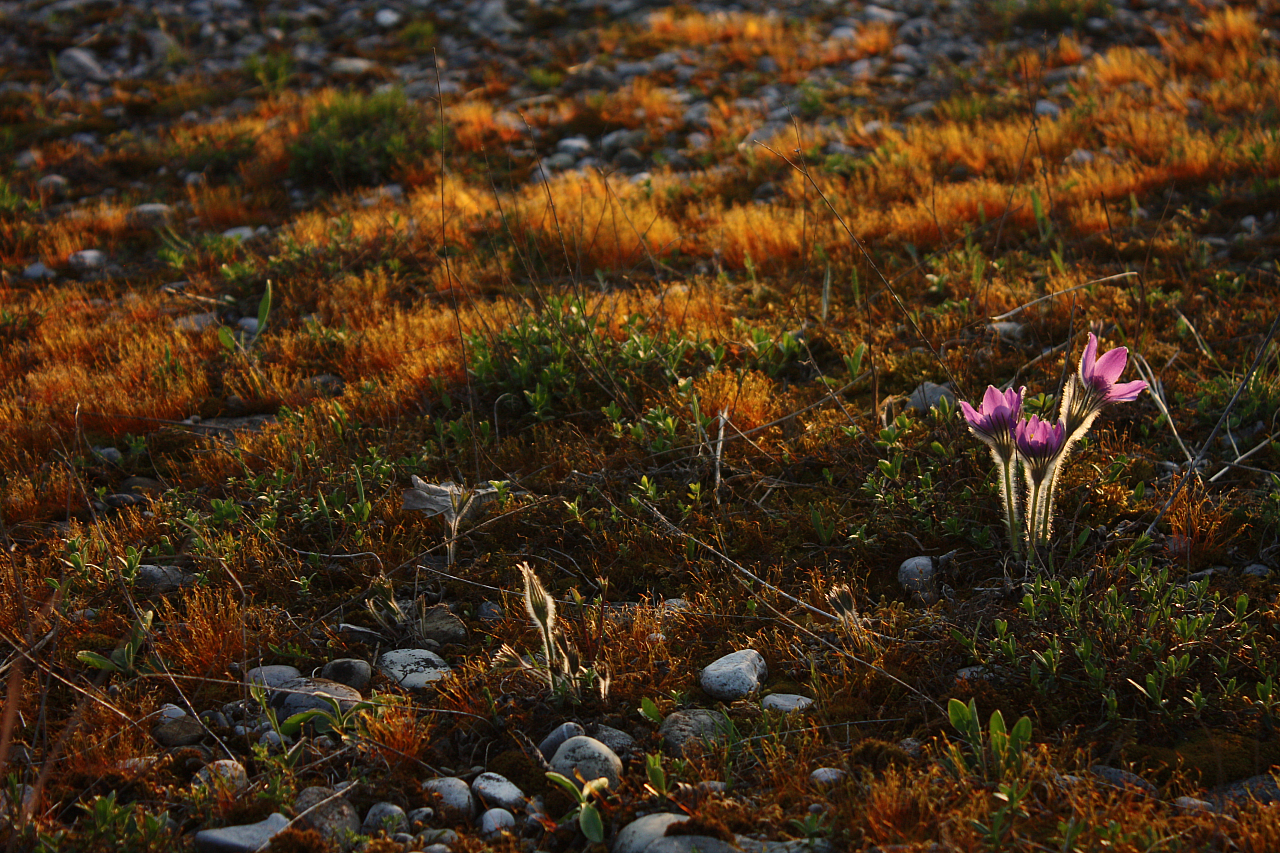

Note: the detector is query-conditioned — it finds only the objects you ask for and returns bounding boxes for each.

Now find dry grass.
[1,3,1279,850]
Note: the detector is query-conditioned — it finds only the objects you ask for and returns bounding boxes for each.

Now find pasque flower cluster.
[959,333,1148,555]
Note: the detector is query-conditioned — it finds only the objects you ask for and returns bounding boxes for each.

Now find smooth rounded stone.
[762,694,813,713]
[901,100,935,119]
[809,767,847,787]
[153,715,205,747]
[550,736,623,790]
[375,7,402,26]
[907,382,956,412]
[269,677,362,717]
[0,784,37,820]
[1243,563,1272,579]
[193,760,249,793]
[898,737,925,759]
[1174,796,1215,813]
[479,807,516,836]
[331,57,375,75]
[471,772,526,812]
[557,136,592,156]
[378,648,452,688]
[415,604,469,644]
[423,777,476,821]
[321,658,372,692]
[476,601,503,621]
[294,786,360,849]
[36,174,68,196]
[417,828,459,846]
[67,249,107,271]
[194,812,288,853]
[1210,772,1280,805]
[1089,765,1156,796]
[659,709,731,757]
[1035,99,1062,118]
[258,730,288,750]
[645,837,742,853]
[158,703,186,720]
[58,47,110,82]
[614,812,690,853]
[898,556,936,596]
[700,649,767,701]
[955,665,992,683]
[245,664,301,689]
[14,149,39,170]
[135,564,194,596]
[421,845,450,853]
[23,261,55,280]
[362,802,408,835]
[538,721,585,759]
[129,203,174,227]
[220,226,256,242]
[174,311,220,332]
[406,806,434,829]
[590,724,636,757]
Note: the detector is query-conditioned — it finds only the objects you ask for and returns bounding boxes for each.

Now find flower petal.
[1105,379,1148,403]
[1091,345,1129,387]
[958,399,984,428]
[1079,333,1099,379]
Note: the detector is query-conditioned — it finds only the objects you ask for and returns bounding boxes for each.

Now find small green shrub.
[289,89,440,191]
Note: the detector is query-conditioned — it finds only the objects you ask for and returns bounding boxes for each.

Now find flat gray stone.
[321,658,371,692]
[58,47,109,82]
[898,556,936,596]
[614,812,690,853]
[153,716,204,747]
[907,381,956,412]
[245,665,301,689]
[761,694,813,713]
[67,249,107,271]
[644,837,742,853]
[422,777,475,821]
[129,203,174,227]
[294,786,360,850]
[1089,765,1156,796]
[479,807,515,836]
[415,604,468,644]
[472,772,525,812]
[194,813,288,853]
[658,709,731,757]
[550,736,623,789]
[700,649,767,700]
[269,677,362,717]
[134,564,194,596]
[362,802,408,835]
[590,724,636,757]
[809,767,847,786]
[539,721,585,759]
[194,760,249,793]
[377,648,451,688]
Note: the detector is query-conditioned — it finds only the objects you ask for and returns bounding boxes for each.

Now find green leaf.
[639,696,663,725]
[581,777,610,800]
[76,651,118,672]
[217,325,237,353]
[578,803,605,843]
[544,772,585,803]
[948,697,972,730]
[257,279,273,332]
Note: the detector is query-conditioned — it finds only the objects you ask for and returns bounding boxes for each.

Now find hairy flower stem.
[994,452,1023,559]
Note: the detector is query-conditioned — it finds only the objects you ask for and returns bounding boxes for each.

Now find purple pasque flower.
[958,385,1025,460]
[1079,333,1148,403]
[1014,415,1066,482]
[1063,332,1149,436]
